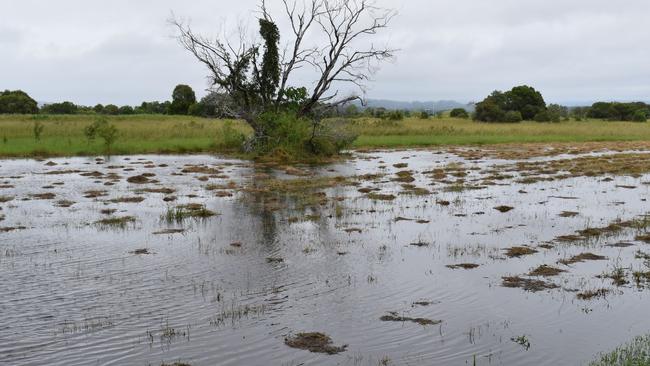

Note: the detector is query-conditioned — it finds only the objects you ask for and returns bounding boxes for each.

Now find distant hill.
[353,99,474,112]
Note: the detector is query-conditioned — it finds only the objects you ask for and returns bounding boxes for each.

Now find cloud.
[1,0,649,105]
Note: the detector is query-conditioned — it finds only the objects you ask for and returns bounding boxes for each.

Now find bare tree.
[171,0,396,149]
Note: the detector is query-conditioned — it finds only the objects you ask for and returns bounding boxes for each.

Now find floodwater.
[1,149,650,366]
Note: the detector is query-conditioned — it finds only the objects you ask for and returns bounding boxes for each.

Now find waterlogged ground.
[2,147,650,365]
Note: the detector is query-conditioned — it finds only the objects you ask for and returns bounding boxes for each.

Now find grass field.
[1,114,650,158]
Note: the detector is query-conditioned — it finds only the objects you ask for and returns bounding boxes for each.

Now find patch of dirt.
[559,253,608,265]
[83,190,108,198]
[559,211,580,218]
[127,174,153,184]
[55,200,75,208]
[153,229,185,235]
[30,193,56,200]
[0,226,27,233]
[109,196,146,203]
[367,193,396,201]
[502,276,559,292]
[130,248,152,255]
[528,265,566,277]
[446,263,480,270]
[284,332,347,354]
[504,246,538,258]
[494,205,514,213]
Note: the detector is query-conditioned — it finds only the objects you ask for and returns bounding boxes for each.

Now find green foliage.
[41,101,78,114]
[546,104,565,122]
[218,120,246,150]
[170,84,197,115]
[418,110,430,119]
[136,101,170,115]
[0,90,38,114]
[83,117,119,153]
[33,121,44,141]
[588,101,650,121]
[386,110,404,121]
[474,86,547,122]
[118,105,134,115]
[504,111,523,123]
[258,18,280,104]
[102,104,119,115]
[534,110,552,122]
[449,108,469,119]
[633,109,648,122]
[590,334,650,366]
[93,104,104,113]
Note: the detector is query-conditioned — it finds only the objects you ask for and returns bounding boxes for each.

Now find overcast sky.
[1,0,649,106]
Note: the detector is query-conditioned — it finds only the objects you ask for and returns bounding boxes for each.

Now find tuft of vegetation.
[590,335,650,365]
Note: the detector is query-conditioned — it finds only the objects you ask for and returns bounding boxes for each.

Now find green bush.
[217,120,246,150]
[450,108,469,119]
[504,111,523,123]
[633,110,648,122]
[534,110,552,122]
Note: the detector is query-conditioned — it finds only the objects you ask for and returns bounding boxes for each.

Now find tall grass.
[1,114,650,157]
[590,335,650,365]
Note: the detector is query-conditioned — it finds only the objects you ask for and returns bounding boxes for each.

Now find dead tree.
[171,0,396,149]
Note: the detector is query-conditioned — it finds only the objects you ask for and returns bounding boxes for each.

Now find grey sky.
[1,0,649,106]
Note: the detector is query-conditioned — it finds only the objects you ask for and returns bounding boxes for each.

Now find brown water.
[1,150,650,366]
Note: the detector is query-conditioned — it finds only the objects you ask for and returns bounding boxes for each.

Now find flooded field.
[2,147,650,365]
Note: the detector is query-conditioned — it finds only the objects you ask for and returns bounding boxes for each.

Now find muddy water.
[1,150,650,366]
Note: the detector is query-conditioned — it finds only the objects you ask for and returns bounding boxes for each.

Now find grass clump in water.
[94,216,136,228]
[163,204,218,222]
[284,332,347,354]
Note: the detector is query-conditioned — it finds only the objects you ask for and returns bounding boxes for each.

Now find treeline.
[0,84,235,118]
[473,85,649,123]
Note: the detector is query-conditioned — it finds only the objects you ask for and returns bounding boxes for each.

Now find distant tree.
[137,101,170,114]
[418,110,430,119]
[0,90,38,114]
[475,86,547,122]
[169,84,196,115]
[102,104,119,115]
[586,101,650,121]
[474,93,506,122]
[570,106,588,121]
[505,85,546,120]
[449,108,469,119]
[93,104,104,114]
[344,104,360,118]
[41,101,78,114]
[118,105,134,115]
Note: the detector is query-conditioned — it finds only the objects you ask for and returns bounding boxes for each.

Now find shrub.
[418,110,430,119]
[633,110,648,122]
[217,120,246,150]
[84,117,119,153]
[33,121,44,141]
[474,98,506,122]
[534,110,552,122]
[503,111,523,123]
[450,108,469,119]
